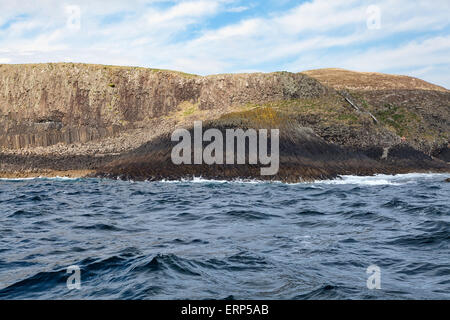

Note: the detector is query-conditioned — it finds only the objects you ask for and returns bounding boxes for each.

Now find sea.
[0,173,448,299]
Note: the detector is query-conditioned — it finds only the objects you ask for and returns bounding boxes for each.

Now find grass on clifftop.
[4,62,199,79]
[219,96,366,128]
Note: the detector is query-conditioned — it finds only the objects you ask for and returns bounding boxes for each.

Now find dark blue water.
[0,173,449,299]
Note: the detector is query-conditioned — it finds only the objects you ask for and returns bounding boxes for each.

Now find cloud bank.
[0,0,449,87]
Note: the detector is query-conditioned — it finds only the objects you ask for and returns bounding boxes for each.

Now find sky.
[0,0,449,88]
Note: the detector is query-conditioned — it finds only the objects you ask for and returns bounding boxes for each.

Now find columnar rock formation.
[0,63,448,180]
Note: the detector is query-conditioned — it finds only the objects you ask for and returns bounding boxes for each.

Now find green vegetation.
[375,104,421,137]
[337,114,359,123]
[220,96,364,128]
[167,101,202,121]
[182,103,198,116]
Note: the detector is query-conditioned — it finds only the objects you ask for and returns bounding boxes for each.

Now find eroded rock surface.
[0,63,448,180]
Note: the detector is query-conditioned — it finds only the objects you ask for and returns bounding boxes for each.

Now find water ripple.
[0,173,448,299]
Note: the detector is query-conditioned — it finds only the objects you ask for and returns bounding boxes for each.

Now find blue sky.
[0,0,449,87]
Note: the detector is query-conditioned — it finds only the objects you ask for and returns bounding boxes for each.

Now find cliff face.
[0,63,326,149]
[95,102,448,182]
[303,68,450,155]
[0,63,448,180]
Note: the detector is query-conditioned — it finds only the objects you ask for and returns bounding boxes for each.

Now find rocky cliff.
[0,63,448,181]
[0,63,325,149]
[304,68,450,157]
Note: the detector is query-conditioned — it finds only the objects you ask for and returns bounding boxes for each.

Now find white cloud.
[0,0,448,87]
[339,36,450,72]
[146,1,219,26]
[226,5,250,13]
[273,0,366,34]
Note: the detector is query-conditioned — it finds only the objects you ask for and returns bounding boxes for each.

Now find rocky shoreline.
[2,119,448,182]
[0,64,448,182]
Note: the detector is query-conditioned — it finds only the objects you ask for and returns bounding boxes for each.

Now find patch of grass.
[337,114,359,123]
[220,107,285,127]
[375,104,421,137]
[221,96,364,128]
[182,104,198,116]
[168,101,201,121]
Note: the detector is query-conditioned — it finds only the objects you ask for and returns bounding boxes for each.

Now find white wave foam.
[157,173,450,186]
[314,173,449,186]
[3,173,445,185]
[0,177,37,181]
[0,176,80,181]
[159,176,274,184]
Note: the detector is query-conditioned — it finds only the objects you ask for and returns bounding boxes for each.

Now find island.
[0,63,448,182]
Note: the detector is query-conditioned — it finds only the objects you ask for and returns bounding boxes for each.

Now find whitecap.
[313,173,449,186]
[0,176,80,181]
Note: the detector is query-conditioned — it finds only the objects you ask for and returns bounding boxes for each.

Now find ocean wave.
[157,173,450,186]
[0,176,80,181]
[1,172,449,299]
[314,173,449,186]
[159,176,274,184]
[1,173,447,185]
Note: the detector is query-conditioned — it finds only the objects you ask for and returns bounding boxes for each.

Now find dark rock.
[433,146,450,162]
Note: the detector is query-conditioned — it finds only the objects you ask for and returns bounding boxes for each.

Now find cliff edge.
[0,63,448,181]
